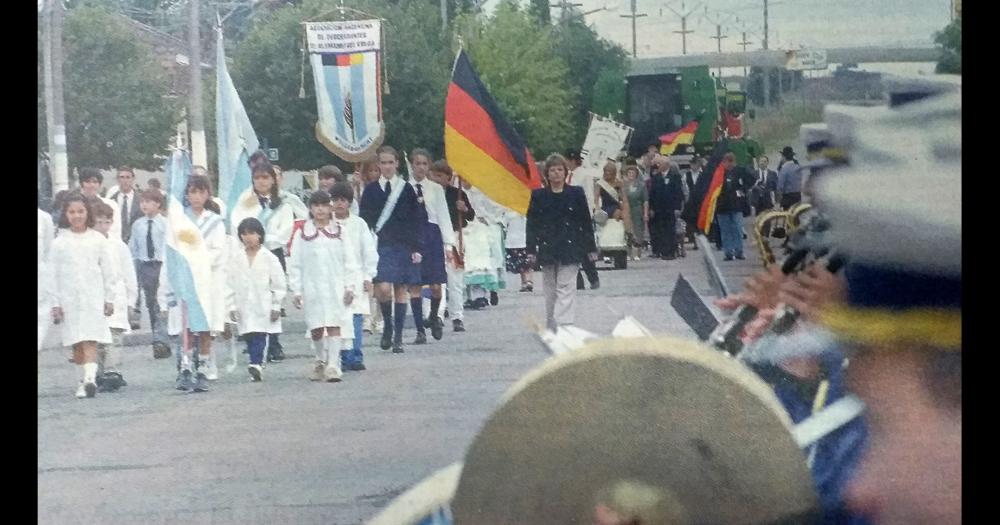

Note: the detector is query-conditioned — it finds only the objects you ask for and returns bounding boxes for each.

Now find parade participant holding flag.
[430,160,475,333]
[359,145,423,354]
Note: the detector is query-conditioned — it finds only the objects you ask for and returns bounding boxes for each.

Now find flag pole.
[455,175,466,268]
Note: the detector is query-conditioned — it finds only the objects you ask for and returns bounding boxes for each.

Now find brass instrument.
[752,209,790,267]
[787,202,814,236]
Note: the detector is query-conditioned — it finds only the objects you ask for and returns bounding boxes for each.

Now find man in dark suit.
[648,158,685,260]
[526,154,597,332]
[108,166,144,242]
[751,155,779,214]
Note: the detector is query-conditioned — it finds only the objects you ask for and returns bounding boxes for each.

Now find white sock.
[326,337,341,371]
[313,338,325,362]
[82,363,98,384]
[180,351,193,371]
[77,364,85,383]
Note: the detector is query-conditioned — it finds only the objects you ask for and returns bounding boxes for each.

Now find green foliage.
[551,18,627,146]
[935,18,961,75]
[231,0,453,168]
[456,1,576,157]
[527,0,551,25]
[52,6,181,169]
[590,65,626,119]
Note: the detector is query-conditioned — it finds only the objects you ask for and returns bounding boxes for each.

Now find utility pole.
[188,0,208,167]
[441,0,447,31]
[619,0,647,58]
[710,24,728,77]
[665,1,701,56]
[738,31,752,78]
[763,0,769,50]
[550,0,583,25]
[43,0,69,192]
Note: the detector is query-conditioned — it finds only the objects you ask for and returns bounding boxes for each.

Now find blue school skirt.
[374,244,422,285]
[419,226,448,285]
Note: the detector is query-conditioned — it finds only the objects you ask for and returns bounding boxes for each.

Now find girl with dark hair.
[227,217,286,382]
[174,175,228,392]
[288,190,361,383]
[50,191,117,398]
[330,182,378,371]
[229,161,294,362]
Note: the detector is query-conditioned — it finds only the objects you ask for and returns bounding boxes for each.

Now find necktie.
[258,195,268,209]
[146,219,155,260]
[385,181,391,195]
[121,195,129,238]
[416,183,423,198]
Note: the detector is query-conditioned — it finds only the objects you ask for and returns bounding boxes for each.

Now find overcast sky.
[481,0,952,58]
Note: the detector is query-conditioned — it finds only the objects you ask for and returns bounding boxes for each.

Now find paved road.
[38,236,764,524]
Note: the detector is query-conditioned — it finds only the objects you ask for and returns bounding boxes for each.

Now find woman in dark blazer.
[526,154,598,331]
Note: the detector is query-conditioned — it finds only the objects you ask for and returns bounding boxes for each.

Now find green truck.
[625,65,758,165]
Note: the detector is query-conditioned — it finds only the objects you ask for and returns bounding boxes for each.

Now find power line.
[664,1,702,55]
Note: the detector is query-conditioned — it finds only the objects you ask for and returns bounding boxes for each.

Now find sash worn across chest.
[375,178,405,233]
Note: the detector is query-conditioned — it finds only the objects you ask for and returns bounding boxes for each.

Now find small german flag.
[444,50,542,215]
[659,120,699,155]
[682,140,730,233]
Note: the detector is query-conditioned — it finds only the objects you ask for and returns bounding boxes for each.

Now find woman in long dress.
[623,164,649,261]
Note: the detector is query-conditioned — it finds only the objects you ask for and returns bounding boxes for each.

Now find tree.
[527,0,550,25]
[457,1,576,157]
[935,18,961,75]
[42,6,181,170]
[551,17,627,147]
[230,0,453,168]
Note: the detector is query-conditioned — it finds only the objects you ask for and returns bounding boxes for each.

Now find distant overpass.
[628,46,940,76]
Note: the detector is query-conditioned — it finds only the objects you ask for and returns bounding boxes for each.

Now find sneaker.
[453,319,466,332]
[392,341,405,354]
[430,317,444,340]
[203,360,219,381]
[525,282,534,292]
[152,341,172,359]
[349,362,367,371]
[473,297,489,309]
[75,382,88,399]
[490,291,499,306]
[193,372,210,393]
[735,254,746,260]
[248,364,263,382]
[309,361,326,381]
[99,372,125,393]
[589,281,601,290]
[413,331,427,345]
[268,348,285,362]
[724,255,734,261]
[176,370,193,391]
[380,330,393,350]
[324,364,343,382]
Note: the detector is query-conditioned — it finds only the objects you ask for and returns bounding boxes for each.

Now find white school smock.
[51,229,115,346]
[228,248,286,335]
[287,220,362,331]
[38,209,55,308]
[229,189,295,254]
[339,214,378,318]
[410,178,456,249]
[106,237,138,332]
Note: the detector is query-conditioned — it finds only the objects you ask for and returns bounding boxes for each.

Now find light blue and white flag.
[305,20,385,161]
[164,149,213,332]
[216,24,259,230]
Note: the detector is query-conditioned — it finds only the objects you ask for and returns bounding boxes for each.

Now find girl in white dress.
[50,192,116,399]
[227,218,286,382]
[92,201,138,392]
[288,190,361,383]
[175,175,229,393]
[330,182,378,372]
[230,161,294,362]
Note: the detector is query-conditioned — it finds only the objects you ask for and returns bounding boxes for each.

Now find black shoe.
[473,297,489,309]
[280,308,287,318]
[392,342,405,353]
[176,369,193,391]
[662,255,676,260]
[724,255,734,261]
[268,349,285,362]
[735,254,746,260]
[380,330,393,350]
[453,319,466,332]
[350,362,367,371]
[193,372,210,393]
[589,281,600,290]
[99,372,125,393]
[490,291,499,306]
[413,332,428,345]
[430,317,444,340]
[690,244,698,251]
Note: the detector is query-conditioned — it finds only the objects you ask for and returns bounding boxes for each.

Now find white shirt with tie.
[410,178,456,249]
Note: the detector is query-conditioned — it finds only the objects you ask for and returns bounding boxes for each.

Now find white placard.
[785,49,828,71]
[579,115,633,169]
[305,20,381,54]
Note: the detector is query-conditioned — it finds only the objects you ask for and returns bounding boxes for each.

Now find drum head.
[451,337,818,524]
[367,462,462,525]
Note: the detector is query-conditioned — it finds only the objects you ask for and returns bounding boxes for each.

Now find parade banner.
[579,114,632,169]
[306,20,384,161]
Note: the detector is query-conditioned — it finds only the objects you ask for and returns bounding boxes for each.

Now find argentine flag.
[215,24,259,230]
[164,150,214,332]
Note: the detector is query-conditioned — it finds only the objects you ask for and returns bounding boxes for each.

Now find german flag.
[659,120,699,155]
[444,50,542,215]
[682,140,730,233]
